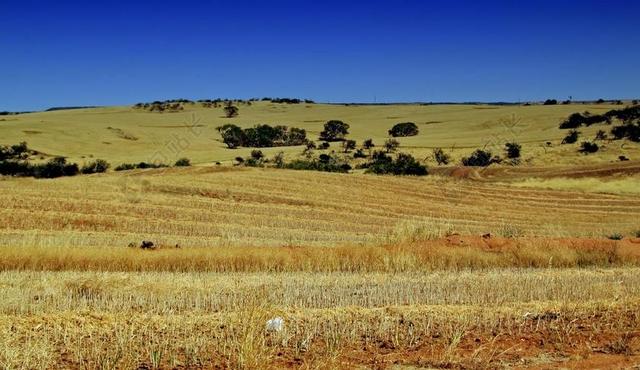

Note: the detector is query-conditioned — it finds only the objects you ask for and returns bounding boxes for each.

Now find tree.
[319,120,349,141]
[174,158,191,167]
[433,148,450,165]
[223,102,239,118]
[505,142,521,159]
[365,151,427,176]
[362,139,374,150]
[579,141,599,154]
[461,149,496,167]
[388,122,419,137]
[250,150,264,160]
[342,139,356,153]
[81,159,111,174]
[595,130,607,141]
[543,99,558,105]
[384,139,400,153]
[217,124,245,148]
[561,129,580,144]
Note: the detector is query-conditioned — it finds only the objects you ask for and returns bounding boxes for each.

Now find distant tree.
[353,149,367,158]
[433,148,450,165]
[505,142,522,159]
[633,99,639,105]
[174,158,191,167]
[388,122,419,137]
[342,139,356,153]
[365,151,427,176]
[223,102,239,118]
[273,152,285,168]
[318,142,330,150]
[562,129,580,144]
[543,99,558,105]
[217,124,245,148]
[384,139,400,153]
[595,130,607,141]
[250,150,264,161]
[319,120,350,141]
[461,149,498,167]
[579,141,599,154]
[81,159,111,174]
[596,98,605,104]
[362,138,374,150]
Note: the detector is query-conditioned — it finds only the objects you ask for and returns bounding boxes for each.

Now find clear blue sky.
[1,0,639,111]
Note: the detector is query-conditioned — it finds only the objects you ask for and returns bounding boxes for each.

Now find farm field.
[1,101,638,167]
[1,103,640,368]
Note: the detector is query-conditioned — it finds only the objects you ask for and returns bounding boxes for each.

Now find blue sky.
[1,0,639,111]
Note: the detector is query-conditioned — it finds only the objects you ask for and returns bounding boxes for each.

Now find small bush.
[32,157,79,178]
[114,162,168,171]
[462,149,499,167]
[81,159,110,174]
[543,99,557,105]
[579,141,599,154]
[433,148,450,165]
[342,140,356,153]
[318,142,330,150]
[505,142,521,159]
[384,139,400,153]
[562,130,580,144]
[174,158,191,167]
[607,233,623,240]
[388,122,419,137]
[364,151,428,176]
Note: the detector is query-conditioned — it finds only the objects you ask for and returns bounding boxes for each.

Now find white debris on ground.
[265,317,284,332]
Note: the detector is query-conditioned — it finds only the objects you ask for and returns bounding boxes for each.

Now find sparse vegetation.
[562,129,580,144]
[433,147,451,165]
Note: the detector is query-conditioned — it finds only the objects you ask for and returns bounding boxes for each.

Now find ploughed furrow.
[0,166,638,246]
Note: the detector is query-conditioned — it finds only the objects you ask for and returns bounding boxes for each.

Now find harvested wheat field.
[3,3,640,366]
[1,163,640,368]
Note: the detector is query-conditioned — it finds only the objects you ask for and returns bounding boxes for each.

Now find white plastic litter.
[265,317,284,332]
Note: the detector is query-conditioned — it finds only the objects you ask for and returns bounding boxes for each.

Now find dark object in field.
[140,240,155,249]
[524,311,559,321]
[619,155,629,161]
[482,233,492,239]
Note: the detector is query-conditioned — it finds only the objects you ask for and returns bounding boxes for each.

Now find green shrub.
[579,141,599,154]
[32,157,79,178]
[388,122,419,137]
[81,159,110,174]
[319,120,350,142]
[461,149,499,167]
[433,148,450,165]
[364,151,427,176]
[562,130,580,144]
[174,158,191,167]
[505,142,521,159]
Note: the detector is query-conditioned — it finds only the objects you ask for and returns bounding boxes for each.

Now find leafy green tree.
[388,122,419,137]
[319,120,350,141]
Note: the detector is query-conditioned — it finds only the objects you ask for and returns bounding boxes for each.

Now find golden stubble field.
[1,101,638,166]
[2,102,640,368]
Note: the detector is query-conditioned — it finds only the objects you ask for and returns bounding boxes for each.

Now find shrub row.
[217,124,307,148]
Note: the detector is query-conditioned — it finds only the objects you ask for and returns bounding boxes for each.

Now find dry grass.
[1,167,639,249]
[1,269,639,368]
[1,236,639,273]
[1,102,638,166]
